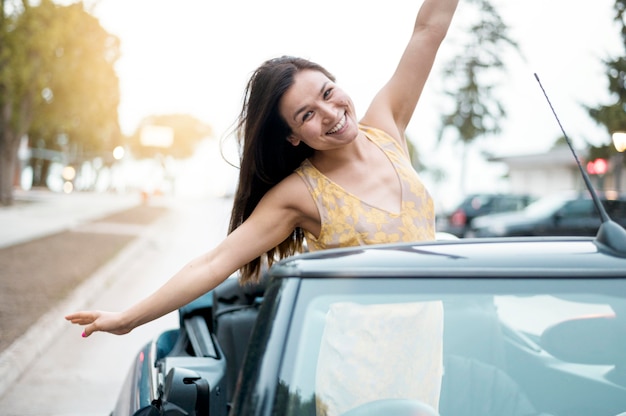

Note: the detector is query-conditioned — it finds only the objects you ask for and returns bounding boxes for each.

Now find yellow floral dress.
[295,124,435,250]
[295,125,443,416]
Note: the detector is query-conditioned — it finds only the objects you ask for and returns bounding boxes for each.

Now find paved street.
[0,194,234,416]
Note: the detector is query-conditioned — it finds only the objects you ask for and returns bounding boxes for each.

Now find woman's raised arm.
[361,0,459,146]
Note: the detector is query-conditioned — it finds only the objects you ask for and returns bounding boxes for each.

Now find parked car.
[112,217,626,416]
[439,193,536,237]
[468,191,626,238]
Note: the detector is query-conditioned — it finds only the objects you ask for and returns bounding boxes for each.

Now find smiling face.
[279,69,359,151]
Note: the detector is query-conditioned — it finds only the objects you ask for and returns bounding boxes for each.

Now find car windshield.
[275,278,626,416]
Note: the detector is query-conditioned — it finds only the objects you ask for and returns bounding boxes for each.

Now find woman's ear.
[287,135,301,146]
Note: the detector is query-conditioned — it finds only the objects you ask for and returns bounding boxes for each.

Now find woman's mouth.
[326,113,347,135]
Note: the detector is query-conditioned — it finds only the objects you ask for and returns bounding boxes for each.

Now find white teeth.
[327,114,346,134]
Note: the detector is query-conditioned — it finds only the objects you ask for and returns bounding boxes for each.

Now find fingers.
[82,324,96,338]
[65,311,101,338]
[65,310,131,337]
[65,311,99,325]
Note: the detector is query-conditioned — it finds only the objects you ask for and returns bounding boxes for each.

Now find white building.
[488,146,617,197]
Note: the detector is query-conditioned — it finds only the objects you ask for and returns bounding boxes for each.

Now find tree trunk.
[0,100,20,205]
[0,131,19,206]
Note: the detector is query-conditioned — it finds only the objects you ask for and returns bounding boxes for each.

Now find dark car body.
[469,191,626,238]
[113,230,626,416]
[439,193,536,237]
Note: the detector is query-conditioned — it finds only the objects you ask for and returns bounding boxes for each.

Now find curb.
[0,207,175,399]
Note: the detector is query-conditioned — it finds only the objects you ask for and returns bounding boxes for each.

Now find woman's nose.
[319,102,335,120]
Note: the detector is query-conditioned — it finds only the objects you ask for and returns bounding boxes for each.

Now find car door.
[550,199,601,236]
[605,199,626,229]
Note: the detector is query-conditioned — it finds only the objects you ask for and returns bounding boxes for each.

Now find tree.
[127,113,213,160]
[437,0,520,194]
[0,0,120,204]
[586,0,626,161]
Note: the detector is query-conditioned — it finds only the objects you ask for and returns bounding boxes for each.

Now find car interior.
[198,276,626,416]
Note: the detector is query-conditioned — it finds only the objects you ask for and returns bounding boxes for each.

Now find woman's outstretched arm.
[361,0,459,146]
[65,175,312,337]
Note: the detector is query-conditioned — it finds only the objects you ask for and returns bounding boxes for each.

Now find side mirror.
[161,367,210,416]
[132,404,162,416]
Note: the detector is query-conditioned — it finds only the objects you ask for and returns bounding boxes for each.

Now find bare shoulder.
[359,113,409,156]
[262,172,319,229]
[360,111,403,143]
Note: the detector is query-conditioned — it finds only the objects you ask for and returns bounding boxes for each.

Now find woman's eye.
[302,111,313,122]
[323,88,333,99]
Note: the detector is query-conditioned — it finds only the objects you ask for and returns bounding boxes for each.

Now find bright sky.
[85,0,622,209]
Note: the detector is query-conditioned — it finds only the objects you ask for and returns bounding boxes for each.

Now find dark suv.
[469,191,626,237]
[439,193,536,237]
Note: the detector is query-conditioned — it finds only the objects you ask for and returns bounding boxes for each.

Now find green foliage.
[127,113,213,159]
[28,2,121,156]
[0,0,120,203]
[588,143,614,160]
[585,0,626,161]
[586,53,626,136]
[438,0,519,144]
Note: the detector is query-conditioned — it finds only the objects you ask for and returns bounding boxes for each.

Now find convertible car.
[110,216,626,416]
[109,73,626,416]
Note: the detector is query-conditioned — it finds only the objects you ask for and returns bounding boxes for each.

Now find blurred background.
[1,0,626,214]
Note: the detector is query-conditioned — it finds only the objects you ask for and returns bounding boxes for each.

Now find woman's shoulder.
[359,123,411,159]
[265,171,319,226]
[293,158,314,174]
[266,171,314,209]
[358,108,404,143]
[358,124,394,141]
[359,124,405,148]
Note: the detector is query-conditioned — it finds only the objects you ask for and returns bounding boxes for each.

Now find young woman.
[66,0,458,339]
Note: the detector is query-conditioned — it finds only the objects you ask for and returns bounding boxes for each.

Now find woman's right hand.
[65,310,132,337]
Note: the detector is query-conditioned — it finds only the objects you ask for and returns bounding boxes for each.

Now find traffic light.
[586,158,608,175]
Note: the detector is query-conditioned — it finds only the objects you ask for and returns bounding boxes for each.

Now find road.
[0,196,234,416]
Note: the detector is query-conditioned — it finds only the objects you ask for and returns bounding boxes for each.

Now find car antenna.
[534,73,626,256]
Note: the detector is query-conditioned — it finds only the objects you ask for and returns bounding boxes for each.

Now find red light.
[450,209,467,226]
[586,158,608,175]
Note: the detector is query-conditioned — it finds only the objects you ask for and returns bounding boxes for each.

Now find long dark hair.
[229,56,335,284]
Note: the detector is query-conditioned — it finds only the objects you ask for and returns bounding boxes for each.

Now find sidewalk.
[0,189,158,400]
[0,189,142,249]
